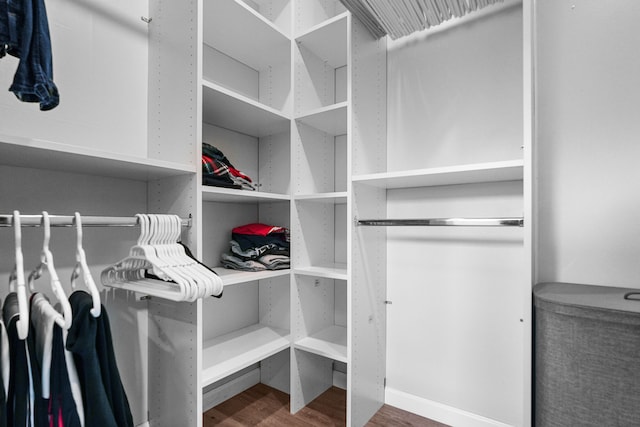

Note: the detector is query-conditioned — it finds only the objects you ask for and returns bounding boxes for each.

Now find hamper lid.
[534,282,640,325]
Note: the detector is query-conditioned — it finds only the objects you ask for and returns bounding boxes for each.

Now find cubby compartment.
[291,276,348,412]
[203,0,291,113]
[293,123,347,196]
[202,123,290,198]
[292,199,347,277]
[294,12,348,115]
[202,199,290,277]
[294,0,347,35]
[202,277,291,390]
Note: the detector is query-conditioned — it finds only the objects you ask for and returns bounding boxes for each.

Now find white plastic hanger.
[101,214,194,301]
[8,211,29,340]
[70,212,101,317]
[27,212,73,330]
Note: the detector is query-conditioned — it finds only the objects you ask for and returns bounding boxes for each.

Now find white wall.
[536,0,640,288]
[384,4,525,426]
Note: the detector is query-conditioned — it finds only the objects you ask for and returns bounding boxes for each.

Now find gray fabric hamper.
[534,282,640,427]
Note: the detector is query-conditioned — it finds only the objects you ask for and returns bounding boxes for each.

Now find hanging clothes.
[3,292,29,427]
[65,291,133,427]
[29,293,82,427]
[0,0,60,110]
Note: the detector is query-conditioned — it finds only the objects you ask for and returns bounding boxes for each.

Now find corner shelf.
[296,102,348,135]
[294,263,348,280]
[202,80,290,138]
[203,0,290,70]
[202,186,290,203]
[212,267,290,287]
[202,324,291,387]
[352,159,524,188]
[294,325,347,364]
[295,12,348,68]
[0,134,195,181]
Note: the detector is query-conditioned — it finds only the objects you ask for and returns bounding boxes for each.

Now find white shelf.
[352,160,524,189]
[293,192,347,204]
[294,325,348,364]
[294,263,348,280]
[0,134,195,181]
[203,0,290,71]
[212,267,290,286]
[202,80,290,138]
[202,324,290,387]
[296,102,348,135]
[296,12,348,68]
[203,186,290,203]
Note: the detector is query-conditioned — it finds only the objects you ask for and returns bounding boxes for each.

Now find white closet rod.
[357,217,523,227]
[0,214,192,228]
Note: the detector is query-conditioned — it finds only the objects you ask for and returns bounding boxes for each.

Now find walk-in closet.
[1,0,639,426]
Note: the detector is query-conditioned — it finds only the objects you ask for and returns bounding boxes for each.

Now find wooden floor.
[204,383,449,426]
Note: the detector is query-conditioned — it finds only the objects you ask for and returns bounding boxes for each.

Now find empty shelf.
[202,80,290,138]
[212,268,290,286]
[0,134,195,181]
[352,160,524,188]
[294,325,348,364]
[294,263,348,280]
[203,0,290,70]
[202,324,290,387]
[203,186,290,203]
[296,102,348,135]
[296,13,348,68]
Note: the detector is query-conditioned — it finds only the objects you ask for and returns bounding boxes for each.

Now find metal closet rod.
[0,214,192,228]
[356,217,524,227]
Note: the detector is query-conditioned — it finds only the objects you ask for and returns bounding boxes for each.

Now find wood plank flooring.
[204,383,449,426]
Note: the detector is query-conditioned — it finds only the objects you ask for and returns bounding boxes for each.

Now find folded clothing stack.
[221,223,290,271]
[202,143,256,190]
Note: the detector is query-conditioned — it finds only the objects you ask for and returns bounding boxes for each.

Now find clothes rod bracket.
[356,217,524,227]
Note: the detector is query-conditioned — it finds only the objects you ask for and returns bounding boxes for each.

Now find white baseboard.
[385,388,513,427]
[135,422,150,427]
[203,368,261,412]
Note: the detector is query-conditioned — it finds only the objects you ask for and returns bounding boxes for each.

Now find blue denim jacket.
[1,0,59,110]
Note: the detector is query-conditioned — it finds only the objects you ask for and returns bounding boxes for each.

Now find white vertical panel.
[335,135,348,192]
[259,131,291,194]
[148,0,198,166]
[349,12,388,427]
[259,60,293,113]
[536,0,640,288]
[350,183,387,427]
[0,0,149,157]
[147,174,200,427]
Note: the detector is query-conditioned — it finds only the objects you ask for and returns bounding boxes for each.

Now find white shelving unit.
[199,0,293,414]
